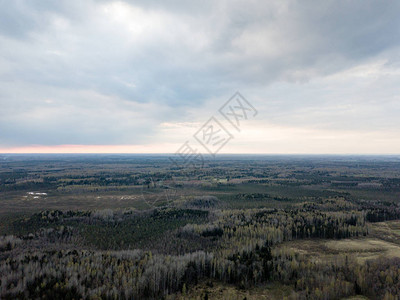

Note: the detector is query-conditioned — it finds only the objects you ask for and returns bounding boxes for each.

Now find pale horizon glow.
[1,145,399,155]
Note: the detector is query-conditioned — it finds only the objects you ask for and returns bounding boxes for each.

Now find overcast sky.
[1,0,400,154]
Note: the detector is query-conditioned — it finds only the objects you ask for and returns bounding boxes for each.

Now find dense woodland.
[1,155,400,299]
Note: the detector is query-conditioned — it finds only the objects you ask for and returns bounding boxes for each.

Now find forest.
[1,154,400,299]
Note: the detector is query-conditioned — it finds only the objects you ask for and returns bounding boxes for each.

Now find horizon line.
[1,152,400,156]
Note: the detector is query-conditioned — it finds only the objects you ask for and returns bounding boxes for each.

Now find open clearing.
[282,233,400,263]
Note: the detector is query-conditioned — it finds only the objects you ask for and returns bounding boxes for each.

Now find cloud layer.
[1,0,400,153]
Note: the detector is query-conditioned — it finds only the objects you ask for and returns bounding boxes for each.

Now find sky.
[0,0,400,154]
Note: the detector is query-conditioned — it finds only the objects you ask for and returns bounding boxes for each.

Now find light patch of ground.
[281,237,400,264]
[369,220,400,245]
[166,281,293,300]
[325,238,400,262]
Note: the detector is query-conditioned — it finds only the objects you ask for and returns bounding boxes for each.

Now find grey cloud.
[0,0,399,147]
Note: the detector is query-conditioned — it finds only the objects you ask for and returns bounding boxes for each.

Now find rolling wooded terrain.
[1,154,400,299]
